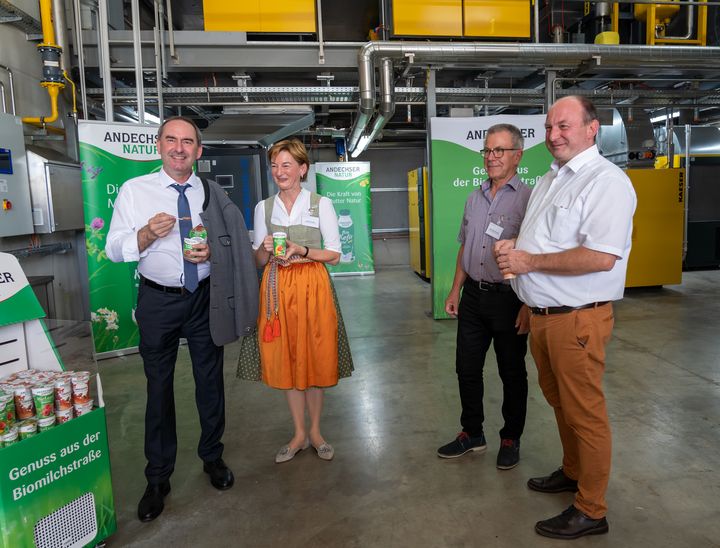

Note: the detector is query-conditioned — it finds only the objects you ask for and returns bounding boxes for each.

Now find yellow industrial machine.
[392,0,531,38]
[634,0,708,45]
[203,0,316,32]
[464,0,531,38]
[625,168,685,287]
[408,167,432,280]
[392,0,463,36]
[655,126,720,268]
[594,3,620,44]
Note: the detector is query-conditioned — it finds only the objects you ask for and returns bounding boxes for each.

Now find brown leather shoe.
[527,467,578,493]
[535,505,609,539]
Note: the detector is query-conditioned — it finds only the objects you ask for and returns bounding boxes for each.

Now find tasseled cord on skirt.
[263,259,281,342]
[262,253,313,342]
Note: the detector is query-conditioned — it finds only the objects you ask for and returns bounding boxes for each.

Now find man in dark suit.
[106,116,258,522]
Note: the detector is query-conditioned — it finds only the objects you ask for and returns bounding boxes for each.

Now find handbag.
[236,329,262,381]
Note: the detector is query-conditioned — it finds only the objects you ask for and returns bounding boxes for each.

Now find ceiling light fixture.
[650,111,679,124]
[143,112,161,124]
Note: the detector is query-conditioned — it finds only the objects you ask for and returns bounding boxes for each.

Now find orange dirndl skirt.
[258,260,339,390]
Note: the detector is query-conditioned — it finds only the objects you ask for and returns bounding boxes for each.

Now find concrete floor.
[98,267,720,547]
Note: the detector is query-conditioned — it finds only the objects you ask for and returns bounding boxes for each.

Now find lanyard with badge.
[301,203,320,228]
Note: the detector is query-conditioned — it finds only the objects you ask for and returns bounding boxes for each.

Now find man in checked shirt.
[437,123,531,471]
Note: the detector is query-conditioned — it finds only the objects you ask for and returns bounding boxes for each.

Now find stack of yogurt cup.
[0,369,94,447]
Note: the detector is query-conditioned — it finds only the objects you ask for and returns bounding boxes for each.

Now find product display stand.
[0,252,116,548]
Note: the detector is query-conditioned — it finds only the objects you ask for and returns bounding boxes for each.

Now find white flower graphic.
[92,307,120,331]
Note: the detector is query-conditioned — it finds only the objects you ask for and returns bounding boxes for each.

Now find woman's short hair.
[268,139,310,181]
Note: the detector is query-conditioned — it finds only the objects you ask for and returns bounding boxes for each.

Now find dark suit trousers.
[456,280,528,440]
[136,281,225,484]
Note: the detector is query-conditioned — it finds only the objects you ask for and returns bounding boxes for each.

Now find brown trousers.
[529,304,614,518]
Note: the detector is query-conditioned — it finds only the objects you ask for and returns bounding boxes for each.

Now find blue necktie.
[171,183,199,292]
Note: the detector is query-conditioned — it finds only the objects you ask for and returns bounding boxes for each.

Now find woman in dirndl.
[244,138,353,463]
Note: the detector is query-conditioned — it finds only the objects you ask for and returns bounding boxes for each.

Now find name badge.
[302,215,320,228]
[485,222,504,239]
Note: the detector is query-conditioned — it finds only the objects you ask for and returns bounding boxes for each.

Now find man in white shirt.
[106,117,236,522]
[495,96,636,540]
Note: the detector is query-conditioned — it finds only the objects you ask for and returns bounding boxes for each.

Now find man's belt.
[466,278,513,293]
[141,275,210,295]
[530,301,609,315]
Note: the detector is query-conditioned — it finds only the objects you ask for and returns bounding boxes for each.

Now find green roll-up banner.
[430,115,552,319]
[78,121,161,355]
[315,162,375,276]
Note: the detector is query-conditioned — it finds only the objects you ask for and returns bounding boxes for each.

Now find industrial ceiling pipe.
[22,0,65,126]
[0,64,16,114]
[351,58,395,158]
[346,40,720,154]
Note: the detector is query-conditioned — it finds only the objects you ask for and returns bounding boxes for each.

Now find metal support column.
[131,0,145,123]
[426,67,437,312]
[165,0,177,61]
[545,69,557,111]
[154,0,165,121]
[316,0,325,65]
[683,124,691,262]
[71,0,88,118]
[97,0,113,121]
[157,0,168,79]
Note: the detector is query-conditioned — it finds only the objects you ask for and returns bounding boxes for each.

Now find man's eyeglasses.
[480,147,521,158]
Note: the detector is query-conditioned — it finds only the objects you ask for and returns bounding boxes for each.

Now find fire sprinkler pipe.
[22,0,66,126]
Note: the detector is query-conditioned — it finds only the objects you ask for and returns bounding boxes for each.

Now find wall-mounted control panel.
[26,146,84,233]
[0,113,34,237]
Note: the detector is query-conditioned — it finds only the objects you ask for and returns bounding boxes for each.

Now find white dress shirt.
[511,145,637,307]
[105,169,210,286]
[252,188,341,252]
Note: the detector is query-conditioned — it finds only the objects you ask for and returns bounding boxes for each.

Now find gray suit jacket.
[199,178,259,346]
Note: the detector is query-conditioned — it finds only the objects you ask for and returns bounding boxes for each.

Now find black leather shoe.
[203,458,234,490]
[137,481,171,522]
[535,505,609,539]
[527,467,578,493]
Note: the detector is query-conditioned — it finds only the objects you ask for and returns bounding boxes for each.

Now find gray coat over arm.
[199,178,259,346]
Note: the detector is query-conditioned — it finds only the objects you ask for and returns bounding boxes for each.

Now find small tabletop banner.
[315,162,375,276]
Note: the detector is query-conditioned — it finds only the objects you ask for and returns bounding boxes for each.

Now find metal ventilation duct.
[596,108,628,168]
[670,126,720,155]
